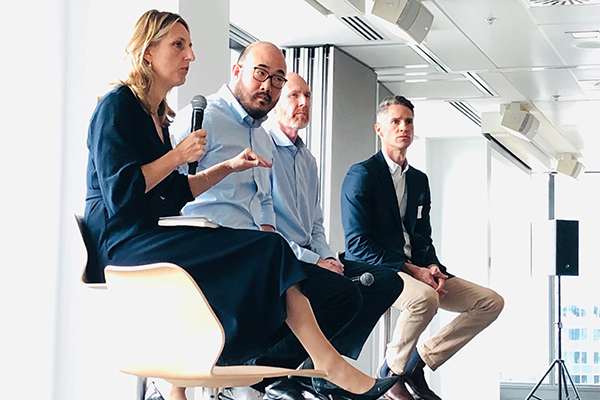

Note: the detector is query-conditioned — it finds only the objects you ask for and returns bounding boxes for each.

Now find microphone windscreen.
[191,95,207,110]
[360,272,374,287]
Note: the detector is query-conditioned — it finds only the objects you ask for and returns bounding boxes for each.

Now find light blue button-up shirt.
[172,85,275,230]
[266,122,335,265]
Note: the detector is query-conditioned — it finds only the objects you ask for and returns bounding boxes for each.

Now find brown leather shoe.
[383,376,416,400]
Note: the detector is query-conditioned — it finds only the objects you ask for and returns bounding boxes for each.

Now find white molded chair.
[75,215,326,399]
[104,263,327,389]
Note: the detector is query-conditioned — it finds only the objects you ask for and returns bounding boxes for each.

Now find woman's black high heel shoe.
[312,376,399,400]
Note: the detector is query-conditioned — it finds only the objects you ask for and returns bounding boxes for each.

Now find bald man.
[174,44,363,400]
[254,73,403,400]
[174,41,288,230]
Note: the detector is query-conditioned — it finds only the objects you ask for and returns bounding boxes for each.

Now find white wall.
[1,1,65,398]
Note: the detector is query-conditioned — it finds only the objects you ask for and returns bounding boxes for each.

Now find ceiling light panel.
[568,30,600,38]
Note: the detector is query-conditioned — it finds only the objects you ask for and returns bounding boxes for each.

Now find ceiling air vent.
[340,15,389,41]
[527,0,600,6]
[449,101,482,127]
[303,0,389,42]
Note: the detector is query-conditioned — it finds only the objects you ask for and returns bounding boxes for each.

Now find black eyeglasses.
[244,66,287,89]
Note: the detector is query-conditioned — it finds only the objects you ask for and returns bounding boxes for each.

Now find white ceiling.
[229,0,600,171]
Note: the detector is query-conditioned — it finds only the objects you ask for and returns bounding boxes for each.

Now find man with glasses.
[174,41,288,231]
[173,42,363,400]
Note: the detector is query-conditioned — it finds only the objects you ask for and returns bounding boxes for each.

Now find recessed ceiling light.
[405,64,429,69]
[567,30,600,39]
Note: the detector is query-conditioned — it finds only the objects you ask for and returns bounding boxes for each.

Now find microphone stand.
[525,275,581,400]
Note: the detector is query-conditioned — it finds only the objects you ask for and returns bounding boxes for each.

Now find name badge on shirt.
[417,205,423,219]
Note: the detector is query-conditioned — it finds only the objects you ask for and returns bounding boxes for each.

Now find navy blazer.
[341,151,449,276]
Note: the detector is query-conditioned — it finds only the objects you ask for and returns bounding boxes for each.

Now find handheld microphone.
[351,272,374,287]
[188,95,207,175]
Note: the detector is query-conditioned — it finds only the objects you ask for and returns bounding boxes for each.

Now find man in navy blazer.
[341,95,504,400]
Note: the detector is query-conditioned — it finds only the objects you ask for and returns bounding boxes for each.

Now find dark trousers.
[336,253,404,359]
[249,254,403,389]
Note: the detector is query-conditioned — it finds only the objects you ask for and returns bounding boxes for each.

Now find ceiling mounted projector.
[371,0,433,43]
[500,102,540,141]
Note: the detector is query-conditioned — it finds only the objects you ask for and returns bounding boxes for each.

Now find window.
[569,329,580,341]
[496,171,600,389]
[569,305,580,317]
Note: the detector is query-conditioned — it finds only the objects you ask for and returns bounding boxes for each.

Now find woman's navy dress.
[84,85,308,364]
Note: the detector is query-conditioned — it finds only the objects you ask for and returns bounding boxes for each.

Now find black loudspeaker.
[533,219,579,276]
[554,220,578,276]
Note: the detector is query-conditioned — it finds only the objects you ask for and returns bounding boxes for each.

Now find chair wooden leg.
[136,376,147,400]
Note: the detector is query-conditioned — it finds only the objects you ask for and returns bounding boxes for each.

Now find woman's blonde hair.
[120,9,190,127]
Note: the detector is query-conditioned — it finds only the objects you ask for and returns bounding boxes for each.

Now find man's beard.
[246,103,271,120]
[283,113,309,130]
[233,84,273,119]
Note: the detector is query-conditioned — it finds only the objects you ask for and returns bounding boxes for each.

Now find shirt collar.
[218,85,267,129]
[267,120,306,150]
[382,150,409,177]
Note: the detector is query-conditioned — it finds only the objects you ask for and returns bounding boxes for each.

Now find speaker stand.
[525,275,581,400]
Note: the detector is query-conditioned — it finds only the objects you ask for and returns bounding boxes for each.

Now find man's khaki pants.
[386,272,504,374]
